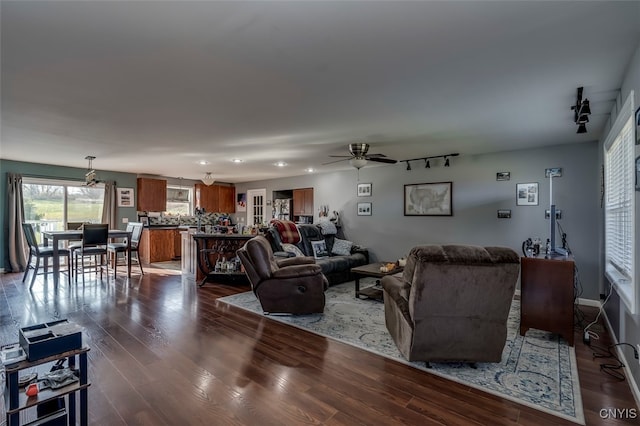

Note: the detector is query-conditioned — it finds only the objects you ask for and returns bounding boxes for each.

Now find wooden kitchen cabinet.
[137,178,167,212]
[139,228,175,263]
[293,188,314,216]
[195,184,235,213]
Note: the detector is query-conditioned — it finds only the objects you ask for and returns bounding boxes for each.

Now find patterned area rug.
[219,281,584,424]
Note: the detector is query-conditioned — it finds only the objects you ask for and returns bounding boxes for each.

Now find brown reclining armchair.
[237,236,328,314]
[382,244,520,363]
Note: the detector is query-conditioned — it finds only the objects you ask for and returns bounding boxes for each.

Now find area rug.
[218,281,584,424]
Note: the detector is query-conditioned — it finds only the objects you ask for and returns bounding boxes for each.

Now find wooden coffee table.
[351,262,403,300]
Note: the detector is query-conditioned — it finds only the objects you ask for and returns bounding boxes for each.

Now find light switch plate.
[122,217,129,223]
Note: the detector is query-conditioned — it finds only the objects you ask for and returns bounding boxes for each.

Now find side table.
[4,347,90,426]
[351,262,403,300]
[520,256,575,346]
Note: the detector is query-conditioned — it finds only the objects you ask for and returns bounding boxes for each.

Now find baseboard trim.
[601,309,640,410]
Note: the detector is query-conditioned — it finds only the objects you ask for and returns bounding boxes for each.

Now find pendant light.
[202,172,215,186]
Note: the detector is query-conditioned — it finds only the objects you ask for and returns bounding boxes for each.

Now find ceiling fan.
[323,143,397,169]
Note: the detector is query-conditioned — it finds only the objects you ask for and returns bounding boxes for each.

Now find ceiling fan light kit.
[571,86,592,133]
[324,143,398,170]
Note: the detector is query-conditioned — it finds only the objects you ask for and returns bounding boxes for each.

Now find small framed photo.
[497,209,511,219]
[516,182,538,206]
[635,106,640,145]
[357,202,372,216]
[310,240,329,259]
[545,167,562,178]
[117,187,134,207]
[138,215,150,227]
[496,172,510,181]
[357,183,372,197]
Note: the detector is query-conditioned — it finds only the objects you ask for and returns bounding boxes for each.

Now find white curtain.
[7,173,27,272]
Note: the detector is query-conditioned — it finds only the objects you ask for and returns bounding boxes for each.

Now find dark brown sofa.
[237,235,328,315]
[381,244,520,363]
[266,223,369,286]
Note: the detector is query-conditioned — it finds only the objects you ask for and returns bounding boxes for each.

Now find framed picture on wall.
[404,182,452,216]
[357,183,372,197]
[357,202,372,216]
[117,188,134,207]
[516,182,538,206]
[635,106,640,145]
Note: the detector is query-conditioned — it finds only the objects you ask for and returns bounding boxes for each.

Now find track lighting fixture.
[571,87,591,133]
[402,153,459,171]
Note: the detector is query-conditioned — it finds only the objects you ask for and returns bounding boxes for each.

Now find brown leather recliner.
[237,236,328,314]
[382,244,520,363]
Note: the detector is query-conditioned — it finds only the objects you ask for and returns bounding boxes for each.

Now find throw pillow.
[317,220,337,235]
[310,240,329,259]
[282,243,305,257]
[331,238,353,256]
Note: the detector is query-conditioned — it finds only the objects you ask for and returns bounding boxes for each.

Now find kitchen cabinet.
[139,228,180,263]
[195,184,235,213]
[137,178,167,212]
[293,188,314,216]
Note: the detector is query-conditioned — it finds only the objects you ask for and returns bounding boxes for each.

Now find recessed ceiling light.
[274,161,288,167]
[305,168,315,173]
[198,160,210,166]
[231,158,244,163]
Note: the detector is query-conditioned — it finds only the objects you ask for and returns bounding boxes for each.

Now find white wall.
[236,141,600,299]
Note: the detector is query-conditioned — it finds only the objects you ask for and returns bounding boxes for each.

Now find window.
[165,186,192,216]
[604,91,636,314]
[22,178,104,243]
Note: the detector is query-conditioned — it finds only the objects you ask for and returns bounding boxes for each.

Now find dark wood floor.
[1,266,638,425]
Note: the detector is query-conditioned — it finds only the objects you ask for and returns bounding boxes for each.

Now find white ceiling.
[2,1,639,183]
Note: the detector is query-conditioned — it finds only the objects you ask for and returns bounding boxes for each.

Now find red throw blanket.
[270,219,301,244]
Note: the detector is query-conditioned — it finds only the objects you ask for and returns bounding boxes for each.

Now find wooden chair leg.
[22,252,32,283]
[30,256,40,288]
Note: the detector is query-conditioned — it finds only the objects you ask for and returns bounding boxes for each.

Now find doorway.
[246,188,267,226]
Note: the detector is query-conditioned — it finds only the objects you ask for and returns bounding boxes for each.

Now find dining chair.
[107,222,144,275]
[73,223,109,282]
[22,223,71,287]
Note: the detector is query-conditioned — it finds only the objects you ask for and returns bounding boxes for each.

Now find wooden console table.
[192,233,253,287]
[519,255,575,346]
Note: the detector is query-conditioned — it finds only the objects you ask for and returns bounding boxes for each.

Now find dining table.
[42,229,133,286]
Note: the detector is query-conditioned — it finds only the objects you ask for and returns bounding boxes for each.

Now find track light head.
[579,99,591,115]
[577,114,589,124]
[425,159,430,168]
[577,123,587,134]
[406,161,411,171]
[444,157,450,167]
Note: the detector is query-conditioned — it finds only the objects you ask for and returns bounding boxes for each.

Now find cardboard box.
[19,319,82,361]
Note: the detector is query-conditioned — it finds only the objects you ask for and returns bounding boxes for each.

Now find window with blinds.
[604,91,636,314]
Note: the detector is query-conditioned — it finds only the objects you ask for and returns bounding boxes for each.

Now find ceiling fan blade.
[322,158,351,165]
[368,157,397,164]
[364,153,387,158]
[328,155,353,158]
